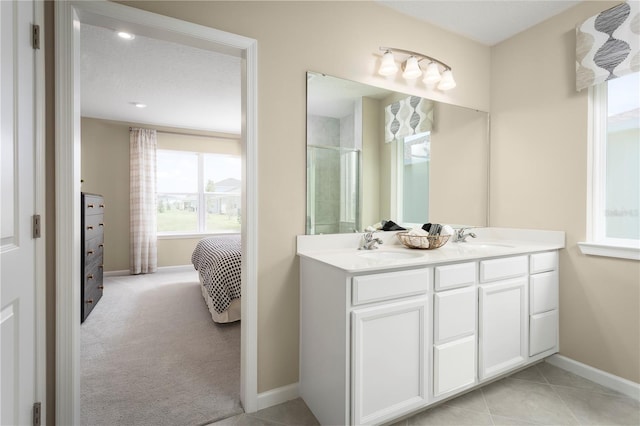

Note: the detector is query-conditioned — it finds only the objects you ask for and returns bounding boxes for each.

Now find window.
[579,72,640,260]
[157,149,241,235]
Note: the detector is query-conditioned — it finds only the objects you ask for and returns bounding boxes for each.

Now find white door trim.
[34,1,48,422]
[54,2,259,424]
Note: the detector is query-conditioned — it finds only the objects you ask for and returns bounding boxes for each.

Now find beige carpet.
[81,270,242,426]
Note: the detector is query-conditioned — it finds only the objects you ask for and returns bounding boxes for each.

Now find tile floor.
[209,361,639,426]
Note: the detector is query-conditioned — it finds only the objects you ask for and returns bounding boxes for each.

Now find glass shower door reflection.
[307,145,360,234]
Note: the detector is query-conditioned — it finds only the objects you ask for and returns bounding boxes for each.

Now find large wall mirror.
[306,71,489,235]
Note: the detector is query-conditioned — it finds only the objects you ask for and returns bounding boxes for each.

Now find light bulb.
[379,51,398,76]
[423,62,441,84]
[402,56,422,79]
[437,69,456,90]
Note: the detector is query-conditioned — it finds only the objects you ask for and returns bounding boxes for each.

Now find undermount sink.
[358,250,423,260]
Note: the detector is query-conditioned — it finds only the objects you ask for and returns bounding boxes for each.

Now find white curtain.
[130,128,158,274]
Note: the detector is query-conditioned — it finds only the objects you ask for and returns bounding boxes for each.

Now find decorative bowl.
[396,232,450,250]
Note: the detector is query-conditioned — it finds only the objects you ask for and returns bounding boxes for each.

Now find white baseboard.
[104,264,194,277]
[546,354,640,400]
[256,382,299,411]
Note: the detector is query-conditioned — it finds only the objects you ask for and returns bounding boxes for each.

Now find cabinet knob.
[87,274,94,280]
[87,204,94,208]
[86,299,94,304]
[87,250,94,255]
[99,223,104,227]
[87,225,94,230]
[98,285,104,290]
[99,244,104,248]
[99,204,105,208]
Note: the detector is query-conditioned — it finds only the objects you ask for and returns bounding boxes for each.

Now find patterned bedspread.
[191,235,241,314]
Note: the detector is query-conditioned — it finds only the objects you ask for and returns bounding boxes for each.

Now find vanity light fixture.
[378,47,456,91]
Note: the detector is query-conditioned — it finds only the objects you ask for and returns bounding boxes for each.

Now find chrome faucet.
[359,231,383,250]
[453,227,477,243]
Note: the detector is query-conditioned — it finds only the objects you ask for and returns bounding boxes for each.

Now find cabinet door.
[479,277,528,380]
[434,335,476,397]
[352,298,428,425]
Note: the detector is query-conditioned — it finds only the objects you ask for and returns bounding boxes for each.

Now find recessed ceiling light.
[117,31,135,40]
[130,102,147,108]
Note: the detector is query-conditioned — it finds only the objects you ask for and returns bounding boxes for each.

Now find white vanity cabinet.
[432,262,477,398]
[298,230,564,426]
[299,259,431,426]
[529,251,559,357]
[351,269,431,425]
[478,256,529,380]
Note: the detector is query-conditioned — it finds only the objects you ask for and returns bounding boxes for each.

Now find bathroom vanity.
[297,228,564,426]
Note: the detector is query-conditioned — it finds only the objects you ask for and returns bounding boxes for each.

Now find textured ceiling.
[80,23,242,134]
[377,1,582,46]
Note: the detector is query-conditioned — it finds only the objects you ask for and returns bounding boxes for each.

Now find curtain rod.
[128,127,239,140]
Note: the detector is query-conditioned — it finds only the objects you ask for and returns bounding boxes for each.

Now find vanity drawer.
[352,268,430,306]
[434,262,477,291]
[480,256,528,283]
[434,286,476,343]
[530,271,558,314]
[530,251,558,274]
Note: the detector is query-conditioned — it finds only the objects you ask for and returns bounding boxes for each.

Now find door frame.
[54,2,258,424]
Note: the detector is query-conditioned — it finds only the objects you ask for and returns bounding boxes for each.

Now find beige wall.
[80,117,240,272]
[491,1,640,383]
[361,96,381,229]
[117,0,491,393]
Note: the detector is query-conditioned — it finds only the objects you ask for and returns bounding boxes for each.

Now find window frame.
[156,149,241,237]
[578,80,640,260]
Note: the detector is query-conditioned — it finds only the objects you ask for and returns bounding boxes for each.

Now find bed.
[191,234,242,323]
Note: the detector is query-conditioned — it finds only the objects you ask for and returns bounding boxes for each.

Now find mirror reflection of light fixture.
[378,46,456,91]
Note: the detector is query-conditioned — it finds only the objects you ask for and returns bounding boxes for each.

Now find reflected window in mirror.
[398,132,430,224]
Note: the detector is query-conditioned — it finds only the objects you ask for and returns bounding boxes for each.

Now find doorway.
[54,2,258,423]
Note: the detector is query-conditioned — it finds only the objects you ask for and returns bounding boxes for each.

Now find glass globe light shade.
[423,62,442,84]
[379,51,398,76]
[402,56,422,79]
[437,69,457,90]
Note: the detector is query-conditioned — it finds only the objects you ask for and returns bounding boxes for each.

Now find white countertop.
[297,227,565,274]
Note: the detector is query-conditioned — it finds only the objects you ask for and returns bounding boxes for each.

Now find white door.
[352,297,428,425]
[1,0,38,424]
[479,277,528,380]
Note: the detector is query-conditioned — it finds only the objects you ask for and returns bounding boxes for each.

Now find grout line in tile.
[534,363,551,384]
[490,414,544,425]
[548,382,583,426]
[548,382,630,399]
[480,386,493,416]
[440,403,492,416]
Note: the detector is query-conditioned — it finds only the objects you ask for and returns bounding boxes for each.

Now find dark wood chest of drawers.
[81,192,105,322]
